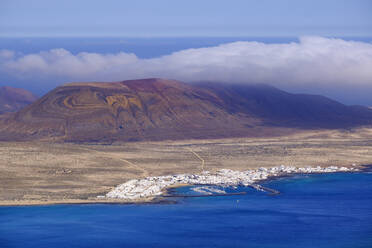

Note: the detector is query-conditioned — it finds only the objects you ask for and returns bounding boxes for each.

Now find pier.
[250,184,280,195]
[106,166,355,200]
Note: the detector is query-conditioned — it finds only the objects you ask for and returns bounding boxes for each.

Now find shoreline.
[164,166,370,198]
[105,165,364,200]
[0,198,156,207]
[2,131,372,208]
[2,164,369,207]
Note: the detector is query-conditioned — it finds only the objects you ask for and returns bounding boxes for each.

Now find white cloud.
[1,36,372,89]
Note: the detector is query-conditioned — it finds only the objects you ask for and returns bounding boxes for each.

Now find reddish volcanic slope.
[0,78,371,142]
[0,86,38,114]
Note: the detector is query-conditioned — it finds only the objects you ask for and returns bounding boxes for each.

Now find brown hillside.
[0,86,38,114]
[0,79,264,142]
[0,78,371,142]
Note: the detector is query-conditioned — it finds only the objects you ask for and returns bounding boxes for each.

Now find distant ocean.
[1,36,372,102]
[1,36,372,58]
[1,169,371,248]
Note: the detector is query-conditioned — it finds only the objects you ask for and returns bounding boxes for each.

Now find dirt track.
[1,128,372,205]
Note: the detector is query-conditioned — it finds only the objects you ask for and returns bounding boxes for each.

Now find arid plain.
[1,128,372,205]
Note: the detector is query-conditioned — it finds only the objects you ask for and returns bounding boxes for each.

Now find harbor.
[105,165,356,200]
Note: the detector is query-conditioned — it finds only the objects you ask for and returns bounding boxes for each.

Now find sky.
[1,0,372,105]
[1,0,371,37]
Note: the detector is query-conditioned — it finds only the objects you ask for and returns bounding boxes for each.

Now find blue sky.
[1,0,371,37]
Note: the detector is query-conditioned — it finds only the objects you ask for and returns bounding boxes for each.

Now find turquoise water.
[1,170,371,248]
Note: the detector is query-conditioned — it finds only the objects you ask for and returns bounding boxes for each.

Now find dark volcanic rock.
[0,78,371,142]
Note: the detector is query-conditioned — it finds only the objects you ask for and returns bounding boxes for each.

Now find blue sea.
[1,169,371,248]
[0,37,300,58]
[1,37,371,59]
[1,36,303,96]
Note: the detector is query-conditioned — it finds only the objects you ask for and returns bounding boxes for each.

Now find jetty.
[105,165,355,200]
[250,184,280,195]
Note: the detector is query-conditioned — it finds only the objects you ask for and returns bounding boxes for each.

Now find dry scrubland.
[1,128,372,205]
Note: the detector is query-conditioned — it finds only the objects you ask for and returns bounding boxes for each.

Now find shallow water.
[1,170,371,248]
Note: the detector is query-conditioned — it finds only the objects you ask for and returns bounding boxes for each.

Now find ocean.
[1,36,303,95]
[1,36,371,59]
[0,37,301,58]
[1,169,371,248]
[1,36,372,105]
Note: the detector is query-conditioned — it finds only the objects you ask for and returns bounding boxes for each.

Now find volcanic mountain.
[0,86,38,114]
[0,78,371,142]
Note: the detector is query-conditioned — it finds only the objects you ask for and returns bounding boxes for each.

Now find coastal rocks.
[105,166,356,200]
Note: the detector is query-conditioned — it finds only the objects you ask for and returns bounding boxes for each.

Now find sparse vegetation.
[1,128,372,205]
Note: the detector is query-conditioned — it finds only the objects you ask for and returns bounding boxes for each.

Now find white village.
[105,165,356,200]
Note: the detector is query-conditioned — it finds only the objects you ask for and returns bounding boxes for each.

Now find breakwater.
[105,165,356,200]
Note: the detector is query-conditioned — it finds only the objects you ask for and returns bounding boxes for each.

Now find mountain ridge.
[0,78,371,142]
[0,86,38,114]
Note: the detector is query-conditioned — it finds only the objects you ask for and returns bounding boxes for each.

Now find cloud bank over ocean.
[1,36,372,100]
